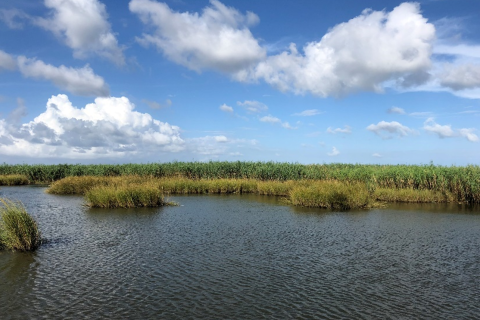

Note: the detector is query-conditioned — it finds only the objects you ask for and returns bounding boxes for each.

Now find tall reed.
[0,198,41,251]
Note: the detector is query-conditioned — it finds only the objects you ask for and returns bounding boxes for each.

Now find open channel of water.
[1,186,479,319]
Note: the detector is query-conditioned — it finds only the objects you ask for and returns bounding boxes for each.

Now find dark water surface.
[1,186,479,319]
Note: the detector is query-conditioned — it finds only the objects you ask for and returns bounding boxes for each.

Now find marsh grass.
[3,162,480,203]
[0,198,41,251]
[289,181,372,210]
[373,188,455,203]
[85,183,169,208]
[0,175,30,186]
[48,175,476,209]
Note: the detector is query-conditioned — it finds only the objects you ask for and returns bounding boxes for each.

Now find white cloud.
[292,109,321,116]
[327,147,340,156]
[129,0,265,73]
[143,99,172,109]
[281,122,295,129]
[259,115,280,124]
[260,115,296,130]
[458,129,479,142]
[36,0,124,65]
[326,125,351,134]
[0,94,185,158]
[423,118,454,138]
[235,3,435,97]
[220,103,234,113]
[423,118,478,142]
[0,8,28,29]
[434,44,480,60]
[237,100,268,113]
[372,153,382,158]
[388,106,406,114]
[17,56,109,97]
[439,63,480,91]
[187,135,255,156]
[367,121,413,138]
[0,50,16,71]
[214,135,228,142]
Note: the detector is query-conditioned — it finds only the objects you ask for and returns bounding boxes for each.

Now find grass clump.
[85,184,169,208]
[0,175,30,186]
[0,198,41,251]
[373,188,455,203]
[289,181,372,210]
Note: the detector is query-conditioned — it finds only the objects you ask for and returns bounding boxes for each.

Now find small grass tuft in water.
[85,184,168,208]
[289,181,372,210]
[0,198,41,252]
[0,175,30,186]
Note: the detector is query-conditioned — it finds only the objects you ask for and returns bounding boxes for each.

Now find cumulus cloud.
[327,147,340,156]
[0,94,184,158]
[129,0,265,73]
[372,153,382,158]
[423,118,478,142]
[292,109,321,116]
[235,3,435,97]
[17,56,109,96]
[438,63,480,91]
[388,106,406,114]
[237,100,268,113]
[367,121,413,138]
[0,50,17,71]
[219,103,234,113]
[143,98,172,109]
[35,0,124,65]
[326,125,351,134]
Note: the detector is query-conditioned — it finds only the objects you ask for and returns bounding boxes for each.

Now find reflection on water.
[0,187,479,319]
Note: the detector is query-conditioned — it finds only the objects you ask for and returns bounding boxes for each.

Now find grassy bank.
[0,198,41,251]
[47,176,458,209]
[0,175,30,186]
[2,162,480,203]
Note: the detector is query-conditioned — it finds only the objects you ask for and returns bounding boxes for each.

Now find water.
[1,186,479,319]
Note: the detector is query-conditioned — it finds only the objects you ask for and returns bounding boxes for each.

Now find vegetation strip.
[0,198,41,252]
[47,176,460,209]
[2,162,479,203]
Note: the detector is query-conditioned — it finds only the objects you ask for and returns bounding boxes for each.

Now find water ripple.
[0,189,479,319]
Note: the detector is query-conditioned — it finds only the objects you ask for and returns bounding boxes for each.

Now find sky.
[0,0,479,165]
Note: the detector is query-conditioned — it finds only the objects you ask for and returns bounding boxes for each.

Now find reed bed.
[2,161,480,203]
[0,198,41,251]
[373,188,455,203]
[47,175,467,210]
[0,175,30,186]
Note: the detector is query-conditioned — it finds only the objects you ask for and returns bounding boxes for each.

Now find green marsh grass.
[0,198,41,251]
[48,175,476,209]
[373,188,455,203]
[85,183,168,208]
[0,175,30,186]
[289,181,372,210]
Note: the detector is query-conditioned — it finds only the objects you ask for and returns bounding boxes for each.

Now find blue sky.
[0,0,479,165]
